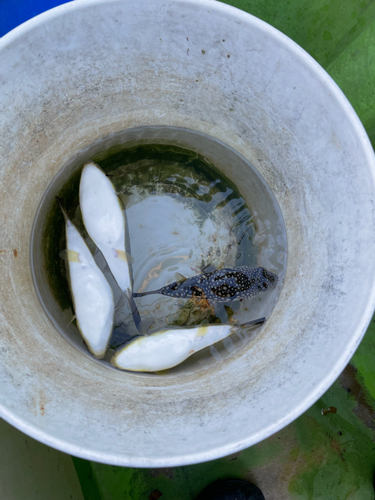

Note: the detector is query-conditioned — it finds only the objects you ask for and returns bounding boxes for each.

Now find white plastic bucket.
[1,0,375,467]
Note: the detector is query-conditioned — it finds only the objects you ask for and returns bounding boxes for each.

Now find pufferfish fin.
[115,294,127,311]
[200,318,210,326]
[174,272,188,283]
[117,192,130,209]
[67,314,77,326]
[154,369,170,375]
[59,249,81,263]
[114,249,135,264]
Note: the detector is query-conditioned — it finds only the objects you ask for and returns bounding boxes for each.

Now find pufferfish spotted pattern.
[133,266,278,303]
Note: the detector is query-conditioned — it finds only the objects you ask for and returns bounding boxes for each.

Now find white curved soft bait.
[79,162,142,332]
[111,318,265,372]
[56,197,114,359]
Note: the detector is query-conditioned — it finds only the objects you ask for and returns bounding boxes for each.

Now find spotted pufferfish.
[133,266,278,303]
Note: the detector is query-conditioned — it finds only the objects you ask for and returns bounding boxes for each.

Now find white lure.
[56,197,115,359]
[79,162,142,332]
[111,318,264,372]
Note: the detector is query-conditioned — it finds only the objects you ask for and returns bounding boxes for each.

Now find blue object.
[0,0,70,37]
